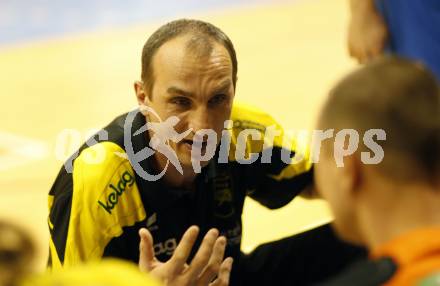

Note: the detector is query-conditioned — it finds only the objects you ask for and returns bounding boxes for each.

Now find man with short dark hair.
[315,57,440,285]
[48,19,364,285]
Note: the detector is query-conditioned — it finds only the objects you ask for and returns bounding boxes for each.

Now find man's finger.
[138,228,155,272]
[187,228,219,280]
[209,257,233,286]
[371,39,385,59]
[198,236,227,285]
[348,42,355,58]
[358,50,368,64]
[350,44,365,64]
[168,225,200,275]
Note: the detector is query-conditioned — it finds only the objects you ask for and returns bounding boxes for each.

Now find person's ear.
[339,154,362,199]
[232,78,237,97]
[134,81,151,106]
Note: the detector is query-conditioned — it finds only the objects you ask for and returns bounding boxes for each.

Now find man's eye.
[208,94,227,106]
[171,97,191,107]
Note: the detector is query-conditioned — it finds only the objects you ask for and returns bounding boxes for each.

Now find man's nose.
[188,107,212,133]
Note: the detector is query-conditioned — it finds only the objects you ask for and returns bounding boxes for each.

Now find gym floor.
[0,0,354,270]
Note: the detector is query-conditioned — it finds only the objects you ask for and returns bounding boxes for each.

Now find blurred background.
[0,0,355,270]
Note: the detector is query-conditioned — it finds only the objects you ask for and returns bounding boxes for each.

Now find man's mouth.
[181,139,208,150]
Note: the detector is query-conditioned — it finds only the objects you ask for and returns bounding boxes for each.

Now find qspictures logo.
[57,106,387,181]
[98,170,135,214]
[124,106,193,182]
[124,107,387,181]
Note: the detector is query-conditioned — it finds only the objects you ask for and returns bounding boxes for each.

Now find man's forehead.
[152,35,233,79]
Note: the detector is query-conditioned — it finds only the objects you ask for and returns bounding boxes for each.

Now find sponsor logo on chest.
[213,173,235,218]
[154,238,177,256]
[98,171,135,214]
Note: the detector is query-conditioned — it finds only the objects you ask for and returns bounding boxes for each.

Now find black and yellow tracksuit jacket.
[47,103,313,273]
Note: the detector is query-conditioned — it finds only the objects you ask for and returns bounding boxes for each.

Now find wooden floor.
[0,0,355,270]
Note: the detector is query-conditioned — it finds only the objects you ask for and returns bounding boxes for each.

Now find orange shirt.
[371,228,440,286]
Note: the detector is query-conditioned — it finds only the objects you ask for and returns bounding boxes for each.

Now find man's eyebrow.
[212,80,232,94]
[167,87,194,98]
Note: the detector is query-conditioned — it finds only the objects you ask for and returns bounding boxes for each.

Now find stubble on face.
[144,34,235,178]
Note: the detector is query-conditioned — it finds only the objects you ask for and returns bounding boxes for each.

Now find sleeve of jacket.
[47,142,146,270]
[229,103,313,209]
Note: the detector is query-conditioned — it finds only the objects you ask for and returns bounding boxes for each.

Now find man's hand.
[139,226,233,286]
[348,0,388,64]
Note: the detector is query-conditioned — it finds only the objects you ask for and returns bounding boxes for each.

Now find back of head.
[319,56,440,186]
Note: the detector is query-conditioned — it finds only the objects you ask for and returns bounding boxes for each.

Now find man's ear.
[134,81,150,107]
[339,154,362,198]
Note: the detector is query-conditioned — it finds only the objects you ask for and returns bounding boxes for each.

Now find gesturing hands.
[138,226,233,286]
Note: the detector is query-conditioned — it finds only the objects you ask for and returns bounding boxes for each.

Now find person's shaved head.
[141,19,238,97]
[319,57,440,186]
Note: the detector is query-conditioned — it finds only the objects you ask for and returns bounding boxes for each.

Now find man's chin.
[178,155,210,172]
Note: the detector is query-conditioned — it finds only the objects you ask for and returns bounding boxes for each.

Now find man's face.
[314,142,361,244]
[137,35,235,169]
